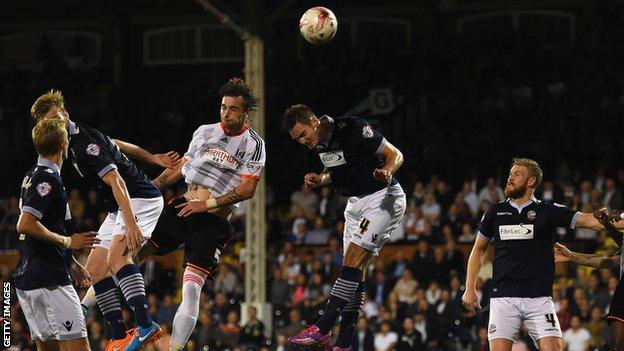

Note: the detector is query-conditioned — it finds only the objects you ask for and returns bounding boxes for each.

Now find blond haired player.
[14,120,100,351]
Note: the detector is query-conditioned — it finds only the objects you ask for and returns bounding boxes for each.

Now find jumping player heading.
[282,104,406,351]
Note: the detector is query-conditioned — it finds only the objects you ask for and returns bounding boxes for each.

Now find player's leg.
[488,298,523,351]
[87,214,131,348]
[169,265,207,351]
[108,197,164,351]
[334,186,406,350]
[289,198,369,349]
[35,340,60,351]
[59,338,91,351]
[609,320,624,350]
[523,297,563,351]
[169,212,232,351]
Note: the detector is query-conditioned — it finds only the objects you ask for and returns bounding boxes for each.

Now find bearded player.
[462,158,624,351]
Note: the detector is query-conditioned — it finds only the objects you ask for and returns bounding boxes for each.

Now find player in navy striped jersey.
[139,78,265,351]
[462,158,624,351]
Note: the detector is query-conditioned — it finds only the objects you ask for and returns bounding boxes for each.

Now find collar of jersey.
[220,122,249,136]
[68,120,79,136]
[37,157,61,175]
[506,195,538,213]
[316,115,335,149]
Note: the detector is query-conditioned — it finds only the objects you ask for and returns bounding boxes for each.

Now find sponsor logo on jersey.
[362,125,374,138]
[203,148,239,170]
[319,150,347,167]
[45,168,54,174]
[497,212,513,216]
[36,182,52,197]
[86,143,100,156]
[499,224,534,240]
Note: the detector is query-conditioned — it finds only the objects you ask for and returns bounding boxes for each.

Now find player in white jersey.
[138,78,265,351]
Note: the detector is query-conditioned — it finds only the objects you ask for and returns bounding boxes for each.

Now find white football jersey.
[182,122,265,209]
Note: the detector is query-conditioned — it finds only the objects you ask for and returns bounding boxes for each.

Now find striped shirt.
[182,122,265,209]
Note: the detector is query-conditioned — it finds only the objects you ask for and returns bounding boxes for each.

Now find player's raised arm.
[113,139,181,169]
[373,142,404,185]
[152,158,186,189]
[554,242,619,269]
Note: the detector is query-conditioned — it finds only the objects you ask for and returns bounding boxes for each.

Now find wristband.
[205,198,218,210]
[62,236,72,249]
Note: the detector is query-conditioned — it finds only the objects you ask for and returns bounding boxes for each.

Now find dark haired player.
[141,78,265,351]
[462,158,624,351]
[282,104,406,351]
[15,119,100,351]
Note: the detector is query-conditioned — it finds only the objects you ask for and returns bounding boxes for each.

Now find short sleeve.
[477,205,497,240]
[184,126,206,160]
[241,135,265,180]
[351,118,386,155]
[75,139,117,178]
[548,202,580,229]
[21,175,56,219]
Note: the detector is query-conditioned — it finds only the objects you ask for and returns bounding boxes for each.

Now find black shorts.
[148,197,234,279]
[608,275,624,324]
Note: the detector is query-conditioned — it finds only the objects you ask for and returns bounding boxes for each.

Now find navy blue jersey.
[68,121,161,212]
[315,116,398,197]
[13,158,72,290]
[478,197,579,298]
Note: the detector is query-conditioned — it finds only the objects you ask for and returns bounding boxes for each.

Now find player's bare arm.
[71,255,92,288]
[304,169,331,189]
[176,177,260,217]
[554,242,619,268]
[462,234,489,312]
[17,212,99,249]
[113,139,181,169]
[373,142,403,184]
[102,169,143,250]
[576,211,624,231]
[152,158,186,189]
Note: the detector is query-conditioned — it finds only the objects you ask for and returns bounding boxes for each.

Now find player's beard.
[504,181,528,199]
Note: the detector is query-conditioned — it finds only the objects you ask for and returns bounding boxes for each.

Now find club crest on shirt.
[36,182,52,197]
[236,149,246,159]
[86,143,100,156]
[527,210,536,221]
[362,125,374,139]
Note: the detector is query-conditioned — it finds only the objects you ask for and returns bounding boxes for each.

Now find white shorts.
[16,285,87,341]
[343,184,406,255]
[97,197,164,250]
[488,297,562,342]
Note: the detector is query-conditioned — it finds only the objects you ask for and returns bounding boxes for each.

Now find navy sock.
[93,277,127,340]
[116,264,152,328]
[316,266,362,334]
[335,282,365,347]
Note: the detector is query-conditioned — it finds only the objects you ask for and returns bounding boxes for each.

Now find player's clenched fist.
[304,173,322,188]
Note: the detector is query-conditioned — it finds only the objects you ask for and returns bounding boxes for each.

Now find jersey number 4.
[545,313,557,328]
[359,218,371,234]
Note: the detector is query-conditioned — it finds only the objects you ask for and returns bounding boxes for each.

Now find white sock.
[169,268,205,351]
[81,285,97,309]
